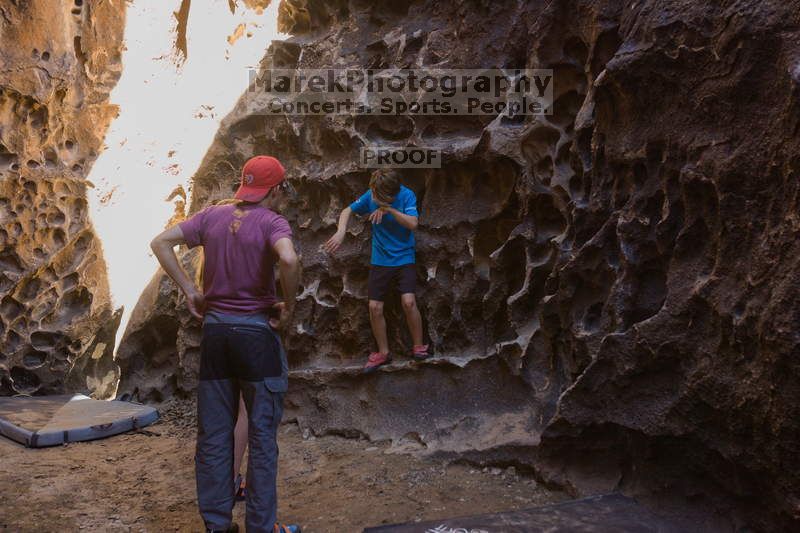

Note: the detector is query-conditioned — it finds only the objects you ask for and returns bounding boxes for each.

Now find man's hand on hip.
[184,288,206,320]
[270,301,293,331]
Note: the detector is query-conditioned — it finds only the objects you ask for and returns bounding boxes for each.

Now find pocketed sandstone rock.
[0,0,125,397]
[118,0,800,529]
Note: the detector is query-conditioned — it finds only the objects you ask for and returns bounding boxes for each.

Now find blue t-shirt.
[349,185,418,266]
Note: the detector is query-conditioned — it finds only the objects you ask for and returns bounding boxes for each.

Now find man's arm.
[150,225,205,319]
[323,207,352,253]
[272,237,300,329]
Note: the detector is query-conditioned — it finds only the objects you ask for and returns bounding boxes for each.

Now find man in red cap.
[150,155,302,533]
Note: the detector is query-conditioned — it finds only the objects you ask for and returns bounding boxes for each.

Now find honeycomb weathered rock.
[0,0,125,397]
[118,0,800,528]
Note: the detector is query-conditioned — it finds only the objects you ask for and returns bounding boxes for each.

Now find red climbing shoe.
[274,523,302,533]
[412,344,431,361]
[363,352,391,373]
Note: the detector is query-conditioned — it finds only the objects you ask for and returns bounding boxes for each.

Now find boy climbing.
[324,169,430,372]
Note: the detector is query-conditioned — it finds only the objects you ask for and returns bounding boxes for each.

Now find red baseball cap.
[234,156,285,202]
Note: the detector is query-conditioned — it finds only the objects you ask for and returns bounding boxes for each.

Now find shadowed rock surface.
[365,493,691,533]
[0,0,125,397]
[117,0,800,529]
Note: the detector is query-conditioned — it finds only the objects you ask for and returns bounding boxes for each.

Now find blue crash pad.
[0,394,158,447]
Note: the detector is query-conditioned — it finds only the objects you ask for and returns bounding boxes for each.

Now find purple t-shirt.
[178,203,292,315]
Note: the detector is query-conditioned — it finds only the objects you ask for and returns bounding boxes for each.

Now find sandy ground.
[0,399,566,532]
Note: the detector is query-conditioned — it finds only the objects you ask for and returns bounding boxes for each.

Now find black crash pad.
[0,394,158,447]
[364,494,686,533]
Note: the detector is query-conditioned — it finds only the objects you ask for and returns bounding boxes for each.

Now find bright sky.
[87,0,285,350]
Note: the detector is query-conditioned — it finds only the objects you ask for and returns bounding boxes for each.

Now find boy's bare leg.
[368,299,390,354]
[401,293,424,347]
[233,394,247,477]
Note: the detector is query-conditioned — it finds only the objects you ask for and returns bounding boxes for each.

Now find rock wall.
[118,0,800,528]
[0,0,125,397]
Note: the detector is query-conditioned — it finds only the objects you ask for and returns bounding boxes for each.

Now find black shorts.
[368,264,417,301]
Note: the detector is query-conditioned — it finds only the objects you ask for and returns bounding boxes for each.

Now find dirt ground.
[0,398,566,532]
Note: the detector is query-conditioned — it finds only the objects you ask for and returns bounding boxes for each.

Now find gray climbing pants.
[195,311,288,532]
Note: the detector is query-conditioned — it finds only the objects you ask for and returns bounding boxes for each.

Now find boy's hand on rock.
[324,231,345,253]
